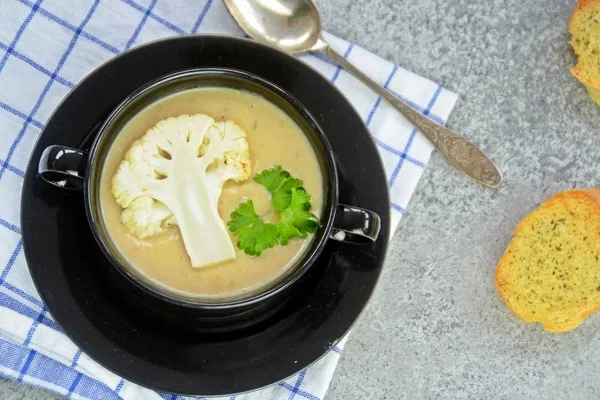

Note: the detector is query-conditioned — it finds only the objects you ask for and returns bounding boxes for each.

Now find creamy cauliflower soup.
[99,87,323,299]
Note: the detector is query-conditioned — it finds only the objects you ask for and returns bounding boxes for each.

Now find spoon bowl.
[224,0,323,53]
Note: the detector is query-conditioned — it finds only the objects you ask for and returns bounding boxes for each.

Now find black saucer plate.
[21,35,391,396]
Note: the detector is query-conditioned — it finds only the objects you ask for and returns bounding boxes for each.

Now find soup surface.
[100,87,323,299]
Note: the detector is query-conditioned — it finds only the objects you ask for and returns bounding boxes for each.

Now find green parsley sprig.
[228,166,319,256]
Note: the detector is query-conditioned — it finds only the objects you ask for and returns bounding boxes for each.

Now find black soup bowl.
[37,68,381,333]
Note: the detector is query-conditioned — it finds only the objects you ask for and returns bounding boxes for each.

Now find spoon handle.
[318,44,503,189]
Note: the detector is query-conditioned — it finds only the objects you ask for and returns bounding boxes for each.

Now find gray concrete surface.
[3,0,600,398]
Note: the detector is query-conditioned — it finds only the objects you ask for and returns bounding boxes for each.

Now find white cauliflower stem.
[111,114,251,268]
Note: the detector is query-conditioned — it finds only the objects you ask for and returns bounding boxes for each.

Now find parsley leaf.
[228,200,279,256]
[227,200,260,234]
[229,167,319,257]
[277,188,319,245]
[271,177,303,211]
[253,166,289,193]
[254,166,302,211]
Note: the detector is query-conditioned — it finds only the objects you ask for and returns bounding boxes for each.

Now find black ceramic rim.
[21,35,391,396]
[84,67,339,308]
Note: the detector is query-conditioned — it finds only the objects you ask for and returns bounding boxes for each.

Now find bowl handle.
[38,145,88,191]
[330,204,381,243]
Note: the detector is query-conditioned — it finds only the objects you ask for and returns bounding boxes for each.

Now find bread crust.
[569,0,600,97]
[495,188,600,333]
[569,0,600,35]
[571,66,600,94]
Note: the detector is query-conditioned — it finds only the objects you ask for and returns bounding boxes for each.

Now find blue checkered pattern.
[0,1,457,399]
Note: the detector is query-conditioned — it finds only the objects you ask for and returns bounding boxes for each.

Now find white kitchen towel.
[0,0,458,399]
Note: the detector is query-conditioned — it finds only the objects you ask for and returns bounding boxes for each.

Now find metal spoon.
[224,0,503,189]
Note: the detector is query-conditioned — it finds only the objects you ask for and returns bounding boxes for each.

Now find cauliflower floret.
[111,114,251,268]
[120,197,176,239]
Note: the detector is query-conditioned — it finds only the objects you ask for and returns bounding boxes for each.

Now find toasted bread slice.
[496,189,600,332]
[569,0,600,105]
